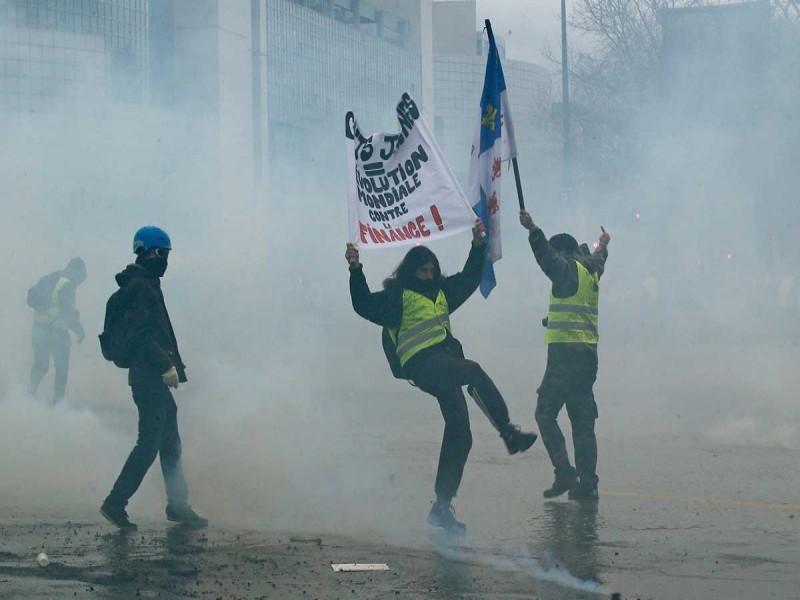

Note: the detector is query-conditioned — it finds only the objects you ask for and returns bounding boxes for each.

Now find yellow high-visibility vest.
[34,277,69,329]
[390,289,451,367]
[545,261,599,344]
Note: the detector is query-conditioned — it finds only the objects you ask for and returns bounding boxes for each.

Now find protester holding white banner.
[346,93,477,250]
[344,221,537,535]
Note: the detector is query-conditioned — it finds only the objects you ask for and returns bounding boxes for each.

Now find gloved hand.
[519,210,537,231]
[472,218,485,245]
[345,243,360,268]
[162,366,179,389]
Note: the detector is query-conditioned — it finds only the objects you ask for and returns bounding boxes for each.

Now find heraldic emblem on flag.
[468,22,518,298]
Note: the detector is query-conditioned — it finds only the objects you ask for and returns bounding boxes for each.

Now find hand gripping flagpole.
[484,19,525,211]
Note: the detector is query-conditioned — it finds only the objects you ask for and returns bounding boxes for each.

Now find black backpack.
[98,286,132,368]
[27,272,61,312]
[382,327,408,380]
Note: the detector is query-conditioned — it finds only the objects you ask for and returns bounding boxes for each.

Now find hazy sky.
[475,0,581,64]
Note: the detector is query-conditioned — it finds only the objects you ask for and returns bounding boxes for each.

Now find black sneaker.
[427,501,466,535]
[500,424,538,455]
[166,504,209,529]
[568,482,599,502]
[543,472,578,499]
[100,502,138,531]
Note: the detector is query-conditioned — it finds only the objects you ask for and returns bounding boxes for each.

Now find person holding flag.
[469,20,519,298]
[345,221,537,535]
[519,210,611,502]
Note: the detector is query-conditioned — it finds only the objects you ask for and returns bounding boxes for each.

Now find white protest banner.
[346,93,477,249]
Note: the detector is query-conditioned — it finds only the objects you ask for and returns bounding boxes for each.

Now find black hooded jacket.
[527,227,609,363]
[349,243,484,370]
[116,264,187,383]
[528,228,607,298]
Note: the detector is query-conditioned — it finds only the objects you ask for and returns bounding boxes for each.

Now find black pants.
[408,350,511,503]
[536,345,599,486]
[29,323,71,402]
[105,375,189,510]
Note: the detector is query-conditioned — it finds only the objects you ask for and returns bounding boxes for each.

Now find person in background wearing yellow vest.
[28,257,87,402]
[346,219,538,534]
[519,210,610,502]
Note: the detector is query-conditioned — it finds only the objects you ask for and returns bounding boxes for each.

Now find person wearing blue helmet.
[100,226,207,530]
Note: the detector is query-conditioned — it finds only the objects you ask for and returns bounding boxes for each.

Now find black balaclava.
[136,253,168,278]
[414,278,439,297]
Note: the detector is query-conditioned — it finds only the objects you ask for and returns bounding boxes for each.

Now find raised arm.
[346,244,402,328]
[583,226,610,278]
[440,219,486,313]
[519,210,572,284]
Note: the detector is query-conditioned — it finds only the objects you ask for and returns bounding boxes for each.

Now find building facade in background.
[264,0,427,180]
[432,0,551,185]
[0,0,148,110]
[0,0,551,201]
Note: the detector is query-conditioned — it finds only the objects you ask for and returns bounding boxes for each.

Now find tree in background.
[565,0,707,197]
[555,0,800,332]
[563,0,799,203]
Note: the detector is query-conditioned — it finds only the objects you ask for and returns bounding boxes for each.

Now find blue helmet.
[133,226,172,254]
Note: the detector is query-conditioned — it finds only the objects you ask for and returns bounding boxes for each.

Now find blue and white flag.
[468,28,517,298]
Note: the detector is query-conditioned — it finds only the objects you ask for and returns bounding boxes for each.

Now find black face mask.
[142,255,168,278]
[416,279,438,295]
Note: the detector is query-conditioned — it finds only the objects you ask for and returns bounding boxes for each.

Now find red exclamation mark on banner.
[430,205,444,231]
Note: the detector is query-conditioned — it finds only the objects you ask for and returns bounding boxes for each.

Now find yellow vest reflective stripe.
[34,277,69,327]
[392,289,451,367]
[545,261,599,344]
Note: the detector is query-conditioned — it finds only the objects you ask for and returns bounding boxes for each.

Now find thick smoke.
[0,20,467,540]
[1,2,798,551]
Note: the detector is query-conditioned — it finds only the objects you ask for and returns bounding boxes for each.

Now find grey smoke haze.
[475,0,569,61]
[1,1,799,552]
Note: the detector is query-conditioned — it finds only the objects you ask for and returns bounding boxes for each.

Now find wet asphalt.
[1,424,798,599]
[2,344,799,598]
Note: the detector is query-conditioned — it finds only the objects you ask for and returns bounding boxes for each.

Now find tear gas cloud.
[1,2,799,545]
